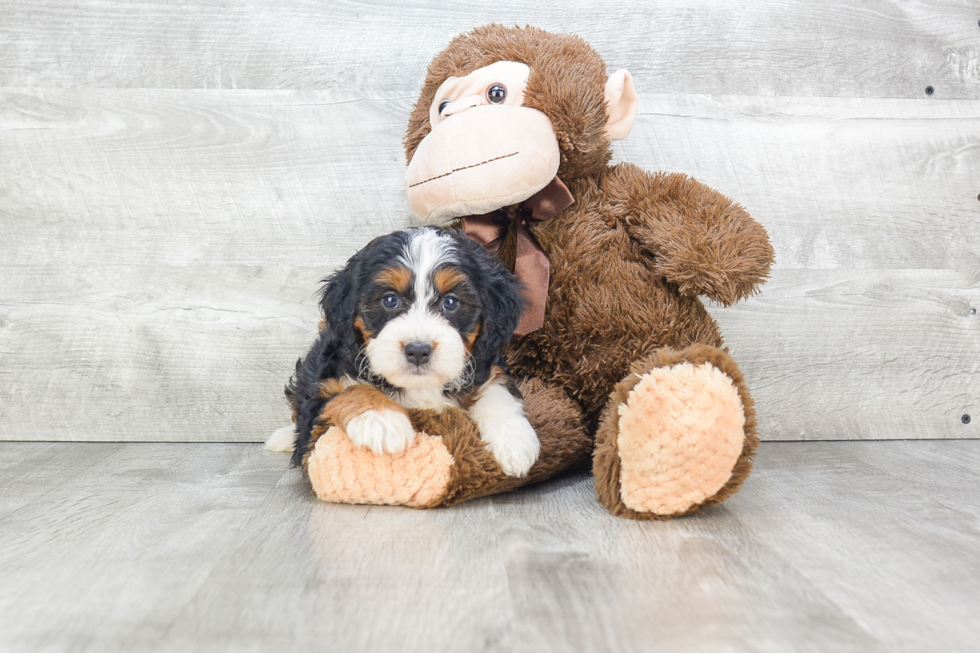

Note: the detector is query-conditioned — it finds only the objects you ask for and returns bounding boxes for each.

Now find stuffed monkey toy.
[300,25,774,519]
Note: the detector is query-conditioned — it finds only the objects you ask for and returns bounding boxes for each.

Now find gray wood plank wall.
[1,1,978,441]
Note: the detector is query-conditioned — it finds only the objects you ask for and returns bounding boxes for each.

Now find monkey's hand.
[609,164,775,306]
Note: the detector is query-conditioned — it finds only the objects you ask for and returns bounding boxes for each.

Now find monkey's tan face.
[405,61,561,224]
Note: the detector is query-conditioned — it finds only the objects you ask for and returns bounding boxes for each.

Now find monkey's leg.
[592,344,759,520]
[304,377,591,508]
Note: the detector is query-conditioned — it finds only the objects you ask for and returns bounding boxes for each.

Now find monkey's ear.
[603,69,638,141]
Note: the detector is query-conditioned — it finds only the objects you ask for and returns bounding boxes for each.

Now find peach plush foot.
[307,426,454,507]
[594,344,759,519]
[617,361,745,513]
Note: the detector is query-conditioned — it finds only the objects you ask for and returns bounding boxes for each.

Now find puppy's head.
[321,227,523,391]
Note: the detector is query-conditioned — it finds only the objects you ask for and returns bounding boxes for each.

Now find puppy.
[268,226,540,477]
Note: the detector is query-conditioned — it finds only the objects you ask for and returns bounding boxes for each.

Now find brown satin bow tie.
[461,177,575,336]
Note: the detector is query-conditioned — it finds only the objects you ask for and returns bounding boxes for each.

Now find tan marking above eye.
[433,267,467,294]
[375,266,412,294]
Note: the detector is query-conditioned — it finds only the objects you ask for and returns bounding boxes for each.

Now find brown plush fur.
[498,164,773,424]
[394,25,773,517]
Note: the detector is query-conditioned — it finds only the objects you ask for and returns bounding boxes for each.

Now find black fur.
[285,227,524,467]
[454,234,525,386]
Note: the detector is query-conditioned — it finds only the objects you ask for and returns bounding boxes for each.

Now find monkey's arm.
[608,164,774,305]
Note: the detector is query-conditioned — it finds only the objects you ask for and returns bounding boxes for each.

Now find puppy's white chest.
[394,387,457,411]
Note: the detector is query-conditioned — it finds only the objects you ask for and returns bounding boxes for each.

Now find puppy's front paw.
[345,410,416,455]
[481,416,540,477]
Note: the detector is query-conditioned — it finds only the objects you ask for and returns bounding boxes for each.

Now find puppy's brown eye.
[441,296,459,312]
[382,293,399,309]
[487,84,506,104]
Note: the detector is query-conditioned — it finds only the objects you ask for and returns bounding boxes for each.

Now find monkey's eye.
[441,295,459,312]
[381,293,400,309]
[487,84,507,104]
[438,100,451,114]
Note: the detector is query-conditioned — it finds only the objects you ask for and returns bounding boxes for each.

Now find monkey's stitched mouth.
[408,151,519,188]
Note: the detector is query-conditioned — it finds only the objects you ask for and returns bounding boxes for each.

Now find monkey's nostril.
[404,342,433,366]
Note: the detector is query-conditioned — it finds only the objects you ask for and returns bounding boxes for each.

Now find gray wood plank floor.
[1,441,977,652]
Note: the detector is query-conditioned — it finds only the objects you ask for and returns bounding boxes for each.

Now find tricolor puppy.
[269,227,540,477]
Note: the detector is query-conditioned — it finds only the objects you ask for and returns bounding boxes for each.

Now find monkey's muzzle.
[405,105,561,223]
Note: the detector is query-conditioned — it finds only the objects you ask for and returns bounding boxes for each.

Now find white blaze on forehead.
[398,228,456,306]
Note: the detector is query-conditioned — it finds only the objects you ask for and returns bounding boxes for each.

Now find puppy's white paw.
[481,416,540,477]
[344,409,416,455]
[264,425,296,452]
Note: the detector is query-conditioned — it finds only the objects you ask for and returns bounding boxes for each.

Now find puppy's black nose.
[404,342,433,366]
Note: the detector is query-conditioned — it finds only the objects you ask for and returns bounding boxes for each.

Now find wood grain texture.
[0,443,285,651]
[0,441,978,651]
[715,267,980,440]
[1,0,978,99]
[2,90,977,441]
[4,91,977,270]
[0,89,412,264]
[623,95,980,271]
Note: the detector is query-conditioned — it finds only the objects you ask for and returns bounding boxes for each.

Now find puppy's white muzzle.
[365,308,467,390]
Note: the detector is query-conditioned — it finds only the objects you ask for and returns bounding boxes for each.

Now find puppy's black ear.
[319,262,360,355]
[467,240,525,374]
